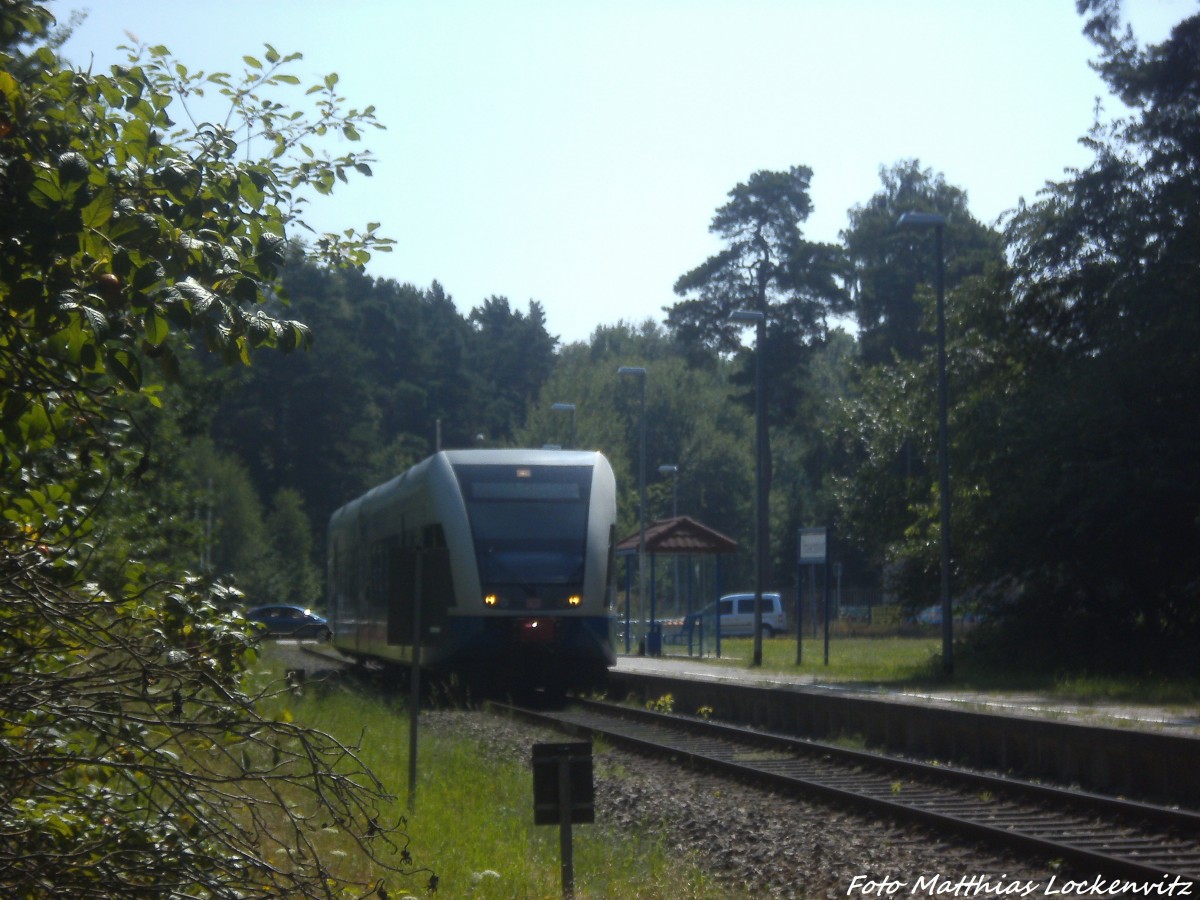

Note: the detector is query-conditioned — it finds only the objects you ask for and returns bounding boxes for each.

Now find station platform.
[613,653,1200,736]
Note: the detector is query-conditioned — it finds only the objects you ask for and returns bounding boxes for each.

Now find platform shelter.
[615,516,740,656]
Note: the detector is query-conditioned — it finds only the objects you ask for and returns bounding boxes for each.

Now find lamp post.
[617,366,647,655]
[729,309,767,667]
[897,211,953,678]
[658,463,680,615]
[550,402,576,449]
[657,464,678,517]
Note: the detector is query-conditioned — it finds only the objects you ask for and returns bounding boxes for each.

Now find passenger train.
[326,448,618,693]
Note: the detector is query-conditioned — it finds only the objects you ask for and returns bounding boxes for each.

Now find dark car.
[245,605,331,641]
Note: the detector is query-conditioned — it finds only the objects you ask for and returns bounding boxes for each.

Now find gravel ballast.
[423,709,1092,899]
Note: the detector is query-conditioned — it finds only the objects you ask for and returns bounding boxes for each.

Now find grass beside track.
[251,644,728,899]
[660,634,1200,706]
[249,635,1197,895]
[669,634,944,683]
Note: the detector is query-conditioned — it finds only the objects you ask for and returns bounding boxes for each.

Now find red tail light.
[517,618,557,643]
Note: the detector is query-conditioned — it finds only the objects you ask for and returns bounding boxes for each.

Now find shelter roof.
[615,515,740,556]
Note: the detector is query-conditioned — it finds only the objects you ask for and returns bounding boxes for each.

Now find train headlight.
[567,594,582,607]
[484,593,499,607]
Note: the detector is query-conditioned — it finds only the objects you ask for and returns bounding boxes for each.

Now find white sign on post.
[799,528,827,564]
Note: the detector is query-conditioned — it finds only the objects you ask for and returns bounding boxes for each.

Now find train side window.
[331,544,341,602]
[345,546,359,606]
[423,524,447,549]
[718,599,734,616]
[606,525,616,587]
[367,540,389,616]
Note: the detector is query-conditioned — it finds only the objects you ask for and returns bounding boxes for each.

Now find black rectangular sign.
[532,741,594,826]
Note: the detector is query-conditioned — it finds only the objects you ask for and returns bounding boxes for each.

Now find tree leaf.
[28,166,67,208]
[81,186,115,229]
[104,347,142,391]
[175,277,217,317]
[143,310,169,346]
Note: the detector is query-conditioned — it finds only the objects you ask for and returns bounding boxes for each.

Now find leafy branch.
[0,4,429,894]
[0,551,430,896]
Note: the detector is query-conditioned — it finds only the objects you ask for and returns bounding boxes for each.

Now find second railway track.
[504,697,1200,889]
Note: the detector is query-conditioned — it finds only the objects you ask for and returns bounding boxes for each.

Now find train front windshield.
[453,464,593,594]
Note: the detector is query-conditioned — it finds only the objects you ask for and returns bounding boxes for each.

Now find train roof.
[440,447,607,467]
[329,448,611,528]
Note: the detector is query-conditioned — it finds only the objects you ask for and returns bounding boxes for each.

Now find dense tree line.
[962,0,1200,671]
[198,1,1199,680]
[834,1,1200,673]
[210,264,556,544]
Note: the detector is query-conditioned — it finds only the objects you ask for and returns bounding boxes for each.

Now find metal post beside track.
[533,741,594,898]
[408,551,422,813]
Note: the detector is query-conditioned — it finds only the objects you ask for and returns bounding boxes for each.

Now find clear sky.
[58,0,1196,345]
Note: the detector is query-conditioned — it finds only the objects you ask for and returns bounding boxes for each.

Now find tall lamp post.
[618,366,648,655]
[550,402,576,449]
[657,464,678,517]
[658,463,680,614]
[897,211,953,678]
[729,309,767,667]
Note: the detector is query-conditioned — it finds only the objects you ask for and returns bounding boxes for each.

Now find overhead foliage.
[841,159,1004,367]
[208,265,562,546]
[834,162,1006,593]
[982,1,1200,670]
[0,3,429,894]
[666,167,849,587]
[667,167,850,444]
[836,2,1200,673]
[668,166,847,355]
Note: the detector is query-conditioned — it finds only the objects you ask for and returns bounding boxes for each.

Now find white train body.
[327,449,618,690]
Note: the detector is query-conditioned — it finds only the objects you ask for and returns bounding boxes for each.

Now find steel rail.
[500,698,1200,885]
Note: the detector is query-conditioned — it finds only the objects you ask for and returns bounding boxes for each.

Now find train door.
[387,525,452,656]
[331,529,366,655]
[329,538,345,642]
[419,524,452,640]
[388,540,415,648]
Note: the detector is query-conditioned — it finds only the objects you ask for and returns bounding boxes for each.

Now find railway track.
[504,697,1200,887]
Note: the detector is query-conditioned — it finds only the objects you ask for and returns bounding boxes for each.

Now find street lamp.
[658,463,681,616]
[657,464,678,517]
[729,308,767,667]
[897,211,953,678]
[550,402,576,449]
[617,366,647,655]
